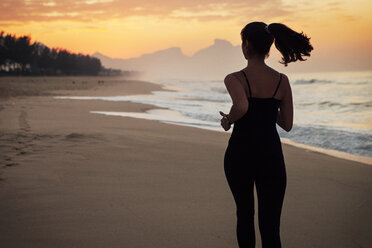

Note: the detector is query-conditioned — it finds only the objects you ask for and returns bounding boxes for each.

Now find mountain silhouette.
[92,39,245,81]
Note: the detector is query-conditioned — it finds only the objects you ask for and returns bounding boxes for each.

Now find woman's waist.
[232,123,278,135]
[230,128,280,140]
[228,130,282,150]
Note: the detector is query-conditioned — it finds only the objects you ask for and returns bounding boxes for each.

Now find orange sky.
[1,0,372,70]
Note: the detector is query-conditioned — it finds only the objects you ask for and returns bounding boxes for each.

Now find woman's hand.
[219,111,231,131]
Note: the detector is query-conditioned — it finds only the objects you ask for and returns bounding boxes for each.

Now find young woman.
[220,22,313,248]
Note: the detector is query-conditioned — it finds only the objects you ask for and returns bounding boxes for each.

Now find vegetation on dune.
[0,31,121,76]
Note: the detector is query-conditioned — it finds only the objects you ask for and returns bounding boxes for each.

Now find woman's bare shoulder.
[268,67,289,86]
[224,71,242,82]
[280,73,290,88]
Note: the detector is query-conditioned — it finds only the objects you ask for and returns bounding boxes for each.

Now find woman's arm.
[277,74,293,132]
[223,73,249,123]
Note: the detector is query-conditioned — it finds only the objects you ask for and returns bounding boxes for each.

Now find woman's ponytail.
[267,23,313,66]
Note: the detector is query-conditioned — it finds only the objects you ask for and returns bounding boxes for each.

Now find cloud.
[1,0,288,23]
[335,13,358,22]
[327,1,342,9]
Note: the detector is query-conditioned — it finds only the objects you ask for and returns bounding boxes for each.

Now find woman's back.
[229,67,286,137]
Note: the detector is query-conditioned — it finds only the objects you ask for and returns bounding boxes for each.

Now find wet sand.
[0,77,371,248]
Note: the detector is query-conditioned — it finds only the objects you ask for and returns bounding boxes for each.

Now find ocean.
[55,70,372,162]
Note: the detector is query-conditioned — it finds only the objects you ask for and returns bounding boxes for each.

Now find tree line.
[0,31,121,76]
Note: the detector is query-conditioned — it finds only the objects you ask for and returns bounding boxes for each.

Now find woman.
[220,22,313,248]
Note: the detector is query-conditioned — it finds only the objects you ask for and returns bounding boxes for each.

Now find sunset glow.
[1,0,372,70]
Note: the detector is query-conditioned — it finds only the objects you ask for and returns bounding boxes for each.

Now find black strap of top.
[272,73,282,98]
[241,70,282,98]
[241,70,252,98]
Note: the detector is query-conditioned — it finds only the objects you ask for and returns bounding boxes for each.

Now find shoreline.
[53,80,371,166]
[281,138,372,166]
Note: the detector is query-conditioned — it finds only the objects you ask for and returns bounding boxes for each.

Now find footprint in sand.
[18,110,30,131]
[5,162,18,167]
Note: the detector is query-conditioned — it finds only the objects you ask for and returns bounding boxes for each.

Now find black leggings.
[224,143,287,248]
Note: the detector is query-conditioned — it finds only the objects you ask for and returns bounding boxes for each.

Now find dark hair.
[241,22,313,66]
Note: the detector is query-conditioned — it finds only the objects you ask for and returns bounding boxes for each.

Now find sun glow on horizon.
[1,0,372,70]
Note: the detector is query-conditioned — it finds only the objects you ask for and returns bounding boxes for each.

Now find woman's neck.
[246,57,266,68]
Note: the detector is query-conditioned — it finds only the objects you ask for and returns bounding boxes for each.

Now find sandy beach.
[0,76,371,248]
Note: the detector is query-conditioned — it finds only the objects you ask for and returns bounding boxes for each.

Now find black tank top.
[230,70,283,139]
